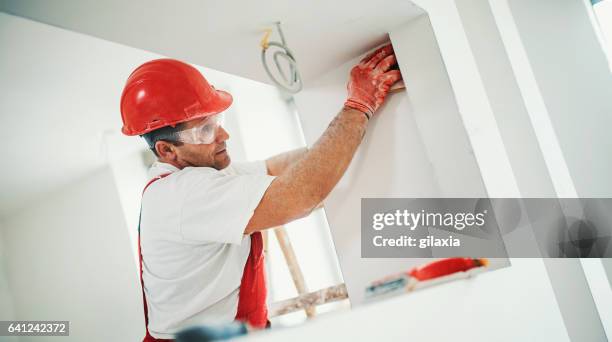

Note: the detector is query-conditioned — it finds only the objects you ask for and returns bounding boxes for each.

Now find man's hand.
[344,44,403,119]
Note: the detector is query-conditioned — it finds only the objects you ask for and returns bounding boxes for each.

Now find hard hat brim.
[121,89,233,136]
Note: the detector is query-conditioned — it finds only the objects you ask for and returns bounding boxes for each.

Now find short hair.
[141,123,185,157]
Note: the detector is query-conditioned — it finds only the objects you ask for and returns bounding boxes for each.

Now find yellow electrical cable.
[260,29,272,50]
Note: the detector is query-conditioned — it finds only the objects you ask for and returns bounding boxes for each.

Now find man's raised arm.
[245,44,402,234]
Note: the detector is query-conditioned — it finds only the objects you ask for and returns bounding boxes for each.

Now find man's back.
[140,161,273,338]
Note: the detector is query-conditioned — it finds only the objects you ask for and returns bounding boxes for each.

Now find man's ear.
[155,141,177,162]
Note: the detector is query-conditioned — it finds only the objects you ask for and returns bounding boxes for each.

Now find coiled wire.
[261,22,303,93]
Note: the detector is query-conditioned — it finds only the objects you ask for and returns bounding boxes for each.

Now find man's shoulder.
[147,160,267,179]
[220,160,268,176]
[144,161,269,196]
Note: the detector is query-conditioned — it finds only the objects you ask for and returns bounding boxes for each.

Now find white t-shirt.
[140,160,274,339]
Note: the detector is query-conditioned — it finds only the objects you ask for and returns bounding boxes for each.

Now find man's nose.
[216,126,229,143]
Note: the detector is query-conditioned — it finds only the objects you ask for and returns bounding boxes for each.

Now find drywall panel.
[389,16,487,197]
[293,10,569,340]
[410,0,520,198]
[293,15,490,306]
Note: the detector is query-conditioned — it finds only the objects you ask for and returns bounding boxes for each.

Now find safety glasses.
[174,113,225,145]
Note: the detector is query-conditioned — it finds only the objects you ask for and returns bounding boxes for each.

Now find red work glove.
[344,44,403,119]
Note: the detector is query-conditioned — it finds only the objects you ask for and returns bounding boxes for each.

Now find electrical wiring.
[261,22,303,93]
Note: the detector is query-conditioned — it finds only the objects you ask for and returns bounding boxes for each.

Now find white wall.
[497,0,612,198]
[488,0,612,339]
[454,0,557,198]
[1,167,143,342]
[414,2,607,340]
[0,222,16,320]
[590,0,612,70]
[0,223,19,342]
[582,259,612,336]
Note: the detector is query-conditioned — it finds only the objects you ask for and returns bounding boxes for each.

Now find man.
[120,44,401,341]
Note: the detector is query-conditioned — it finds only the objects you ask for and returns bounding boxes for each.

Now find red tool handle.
[409,258,488,281]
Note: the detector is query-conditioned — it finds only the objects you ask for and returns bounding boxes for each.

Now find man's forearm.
[245,107,368,233]
[277,107,368,209]
[266,147,308,176]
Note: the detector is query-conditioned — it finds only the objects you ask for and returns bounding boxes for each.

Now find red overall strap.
[139,173,173,342]
[235,231,269,328]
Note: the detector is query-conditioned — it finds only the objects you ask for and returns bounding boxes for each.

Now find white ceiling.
[0,0,423,83]
[0,1,423,218]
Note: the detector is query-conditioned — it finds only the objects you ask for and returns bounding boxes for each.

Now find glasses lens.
[174,114,224,144]
[199,122,216,143]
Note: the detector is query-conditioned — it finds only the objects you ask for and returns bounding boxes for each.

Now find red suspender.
[235,231,269,328]
[139,173,173,342]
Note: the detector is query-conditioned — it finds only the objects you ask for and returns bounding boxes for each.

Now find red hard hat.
[120,59,233,136]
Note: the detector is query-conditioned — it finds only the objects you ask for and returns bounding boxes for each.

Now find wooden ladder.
[264,226,348,318]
